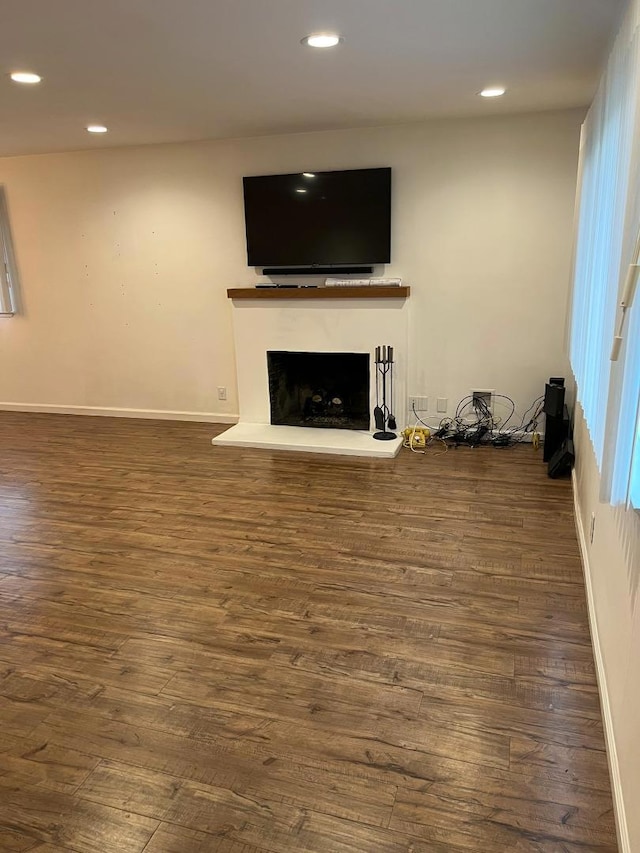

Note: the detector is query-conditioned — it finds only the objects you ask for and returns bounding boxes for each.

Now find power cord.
[407,393,545,450]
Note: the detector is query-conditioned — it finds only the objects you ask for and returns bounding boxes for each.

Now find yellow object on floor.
[403,426,430,449]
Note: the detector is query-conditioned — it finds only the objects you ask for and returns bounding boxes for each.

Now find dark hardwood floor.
[0,412,617,852]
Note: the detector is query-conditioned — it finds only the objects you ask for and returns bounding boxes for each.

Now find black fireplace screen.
[267,351,370,430]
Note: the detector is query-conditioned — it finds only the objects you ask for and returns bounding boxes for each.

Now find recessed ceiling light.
[480,87,506,98]
[10,71,42,84]
[302,33,342,48]
[296,188,307,193]
[86,124,108,133]
[303,172,316,178]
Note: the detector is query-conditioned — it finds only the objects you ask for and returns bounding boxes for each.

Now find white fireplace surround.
[212,295,409,457]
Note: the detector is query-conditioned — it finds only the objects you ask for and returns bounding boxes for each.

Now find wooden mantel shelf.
[227,286,410,300]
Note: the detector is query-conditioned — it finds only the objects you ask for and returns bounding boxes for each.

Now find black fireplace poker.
[373,345,397,441]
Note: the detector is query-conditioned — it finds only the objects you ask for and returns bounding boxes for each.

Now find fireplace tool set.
[373,345,397,440]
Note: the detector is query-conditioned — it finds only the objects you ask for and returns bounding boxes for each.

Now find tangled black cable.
[435,393,543,448]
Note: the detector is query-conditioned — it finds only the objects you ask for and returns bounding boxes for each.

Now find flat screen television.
[242,167,391,269]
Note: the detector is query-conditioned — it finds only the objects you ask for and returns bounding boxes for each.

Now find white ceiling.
[0,0,624,157]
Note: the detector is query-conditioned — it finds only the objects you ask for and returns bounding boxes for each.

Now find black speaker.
[262,266,374,276]
[544,404,570,462]
[548,438,575,479]
[544,380,565,418]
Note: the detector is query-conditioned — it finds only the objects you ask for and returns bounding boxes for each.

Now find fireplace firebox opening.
[267,351,370,430]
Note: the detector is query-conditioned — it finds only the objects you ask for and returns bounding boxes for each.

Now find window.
[570,2,640,508]
[604,15,640,508]
[0,186,18,316]
[569,21,637,468]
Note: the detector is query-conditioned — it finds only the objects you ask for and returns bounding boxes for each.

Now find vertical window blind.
[604,12,640,507]
[570,0,640,507]
[570,21,637,467]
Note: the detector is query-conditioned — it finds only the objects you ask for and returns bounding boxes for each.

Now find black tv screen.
[242,167,391,268]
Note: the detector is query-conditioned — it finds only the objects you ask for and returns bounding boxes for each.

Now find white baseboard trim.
[0,402,239,425]
[572,470,630,853]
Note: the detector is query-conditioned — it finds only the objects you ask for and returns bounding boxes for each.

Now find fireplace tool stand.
[373,345,397,441]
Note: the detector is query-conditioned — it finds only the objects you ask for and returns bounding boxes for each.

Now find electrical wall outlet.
[436,398,448,413]
[472,389,493,411]
[217,386,227,401]
[409,396,428,412]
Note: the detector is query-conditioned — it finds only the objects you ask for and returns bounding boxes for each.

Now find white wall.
[0,110,583,420]
[573,408,640,851]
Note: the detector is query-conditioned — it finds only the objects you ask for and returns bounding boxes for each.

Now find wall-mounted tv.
[242,167,391,269]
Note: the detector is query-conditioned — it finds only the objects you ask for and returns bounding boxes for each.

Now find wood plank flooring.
[0,412,617,852]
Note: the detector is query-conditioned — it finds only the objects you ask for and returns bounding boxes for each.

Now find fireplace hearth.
[267,351,370,430]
